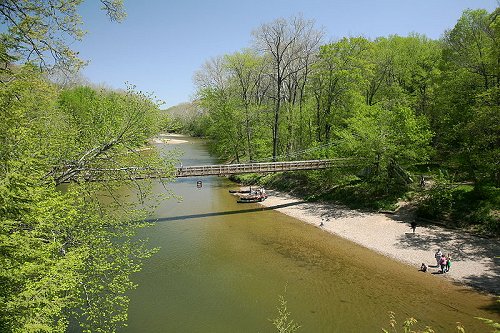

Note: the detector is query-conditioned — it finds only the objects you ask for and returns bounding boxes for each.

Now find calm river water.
[120,135,498,333]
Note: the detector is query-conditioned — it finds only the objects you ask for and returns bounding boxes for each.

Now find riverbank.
[150,133,189,145]
[255,189,499,296]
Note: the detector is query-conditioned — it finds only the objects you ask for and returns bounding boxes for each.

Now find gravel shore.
[256,189,500,295]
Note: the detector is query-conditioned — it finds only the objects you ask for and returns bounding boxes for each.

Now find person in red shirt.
[439,254,448,273]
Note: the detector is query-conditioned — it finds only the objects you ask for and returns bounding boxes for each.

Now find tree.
[337,102,433,188]
[0,0,125,72]
[225,50,268,161]
[194,56,246,162]
[309,37,371,142]
[0,67,170,332]
[252,16,323,161]
[437,8,500,184]
[52,85,166,184]
[388,34,441,116]
[0,1,181,332]
[444,9,498,90]
[194,54,274,163]
[363,37,395,107]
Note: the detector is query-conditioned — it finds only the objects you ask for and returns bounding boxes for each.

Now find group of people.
[419,249,452,273]
[435,249,452,273]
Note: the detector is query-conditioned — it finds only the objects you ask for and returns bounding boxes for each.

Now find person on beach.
[439,254,447,273]
[435,249,442,266]
[410,221,417,233]
[420,263,427,272]
[445,254,452,272]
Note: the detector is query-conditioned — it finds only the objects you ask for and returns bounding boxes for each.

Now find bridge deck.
[175,159,354,177]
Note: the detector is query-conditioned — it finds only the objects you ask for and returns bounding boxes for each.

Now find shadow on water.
[144,201,307,223]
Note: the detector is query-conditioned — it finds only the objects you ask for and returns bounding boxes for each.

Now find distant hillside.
[161,101,206,135]
[162,101,202,120]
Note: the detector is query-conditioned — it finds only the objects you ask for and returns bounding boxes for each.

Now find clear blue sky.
[76,0,498,108]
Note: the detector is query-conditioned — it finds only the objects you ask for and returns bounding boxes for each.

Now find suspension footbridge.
[55,158,362,183]
[175,158,357,178]
[53,141,363,183]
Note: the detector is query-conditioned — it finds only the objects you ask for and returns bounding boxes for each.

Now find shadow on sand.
[384,205,500,297]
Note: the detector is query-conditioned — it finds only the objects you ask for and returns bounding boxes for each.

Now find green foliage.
[193,52,273,162]
[416,177,455,220]
[263,172,314,196]
[198,88,246,162]
[0,0,125,71]
[271,295,301,333]
[309,36,371,142]
[1,182,155,333]
[417,180,500,234]
[319,182,404,211]
[50,85,171,185]
[190,7,499,234]
[475,317,500,333]
[437,8,500,185]
[475,296,500,333]
[0,2,178,331]
[337,102,433,185]
[382,311,467,333]
[0,65,170,332]
[59,85,160,148]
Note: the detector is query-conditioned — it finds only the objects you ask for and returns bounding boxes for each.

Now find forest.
[172,8,500,235]
[0,0,498,332]
[0,1,175,332]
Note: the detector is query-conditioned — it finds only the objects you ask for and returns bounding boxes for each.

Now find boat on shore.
[237,193,268,203]
[229,189,251,194]
[233,188,268,203]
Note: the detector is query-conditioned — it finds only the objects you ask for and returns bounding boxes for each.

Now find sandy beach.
[150,137,189,144]
[255,189,499,295]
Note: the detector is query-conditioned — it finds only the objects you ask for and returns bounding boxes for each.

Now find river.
[120,135,498,333]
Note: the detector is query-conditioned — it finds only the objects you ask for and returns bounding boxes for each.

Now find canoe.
[236,193,268,203]
[229,189,251,194]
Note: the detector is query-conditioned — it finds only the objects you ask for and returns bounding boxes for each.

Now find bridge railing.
[175,158,357,177]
